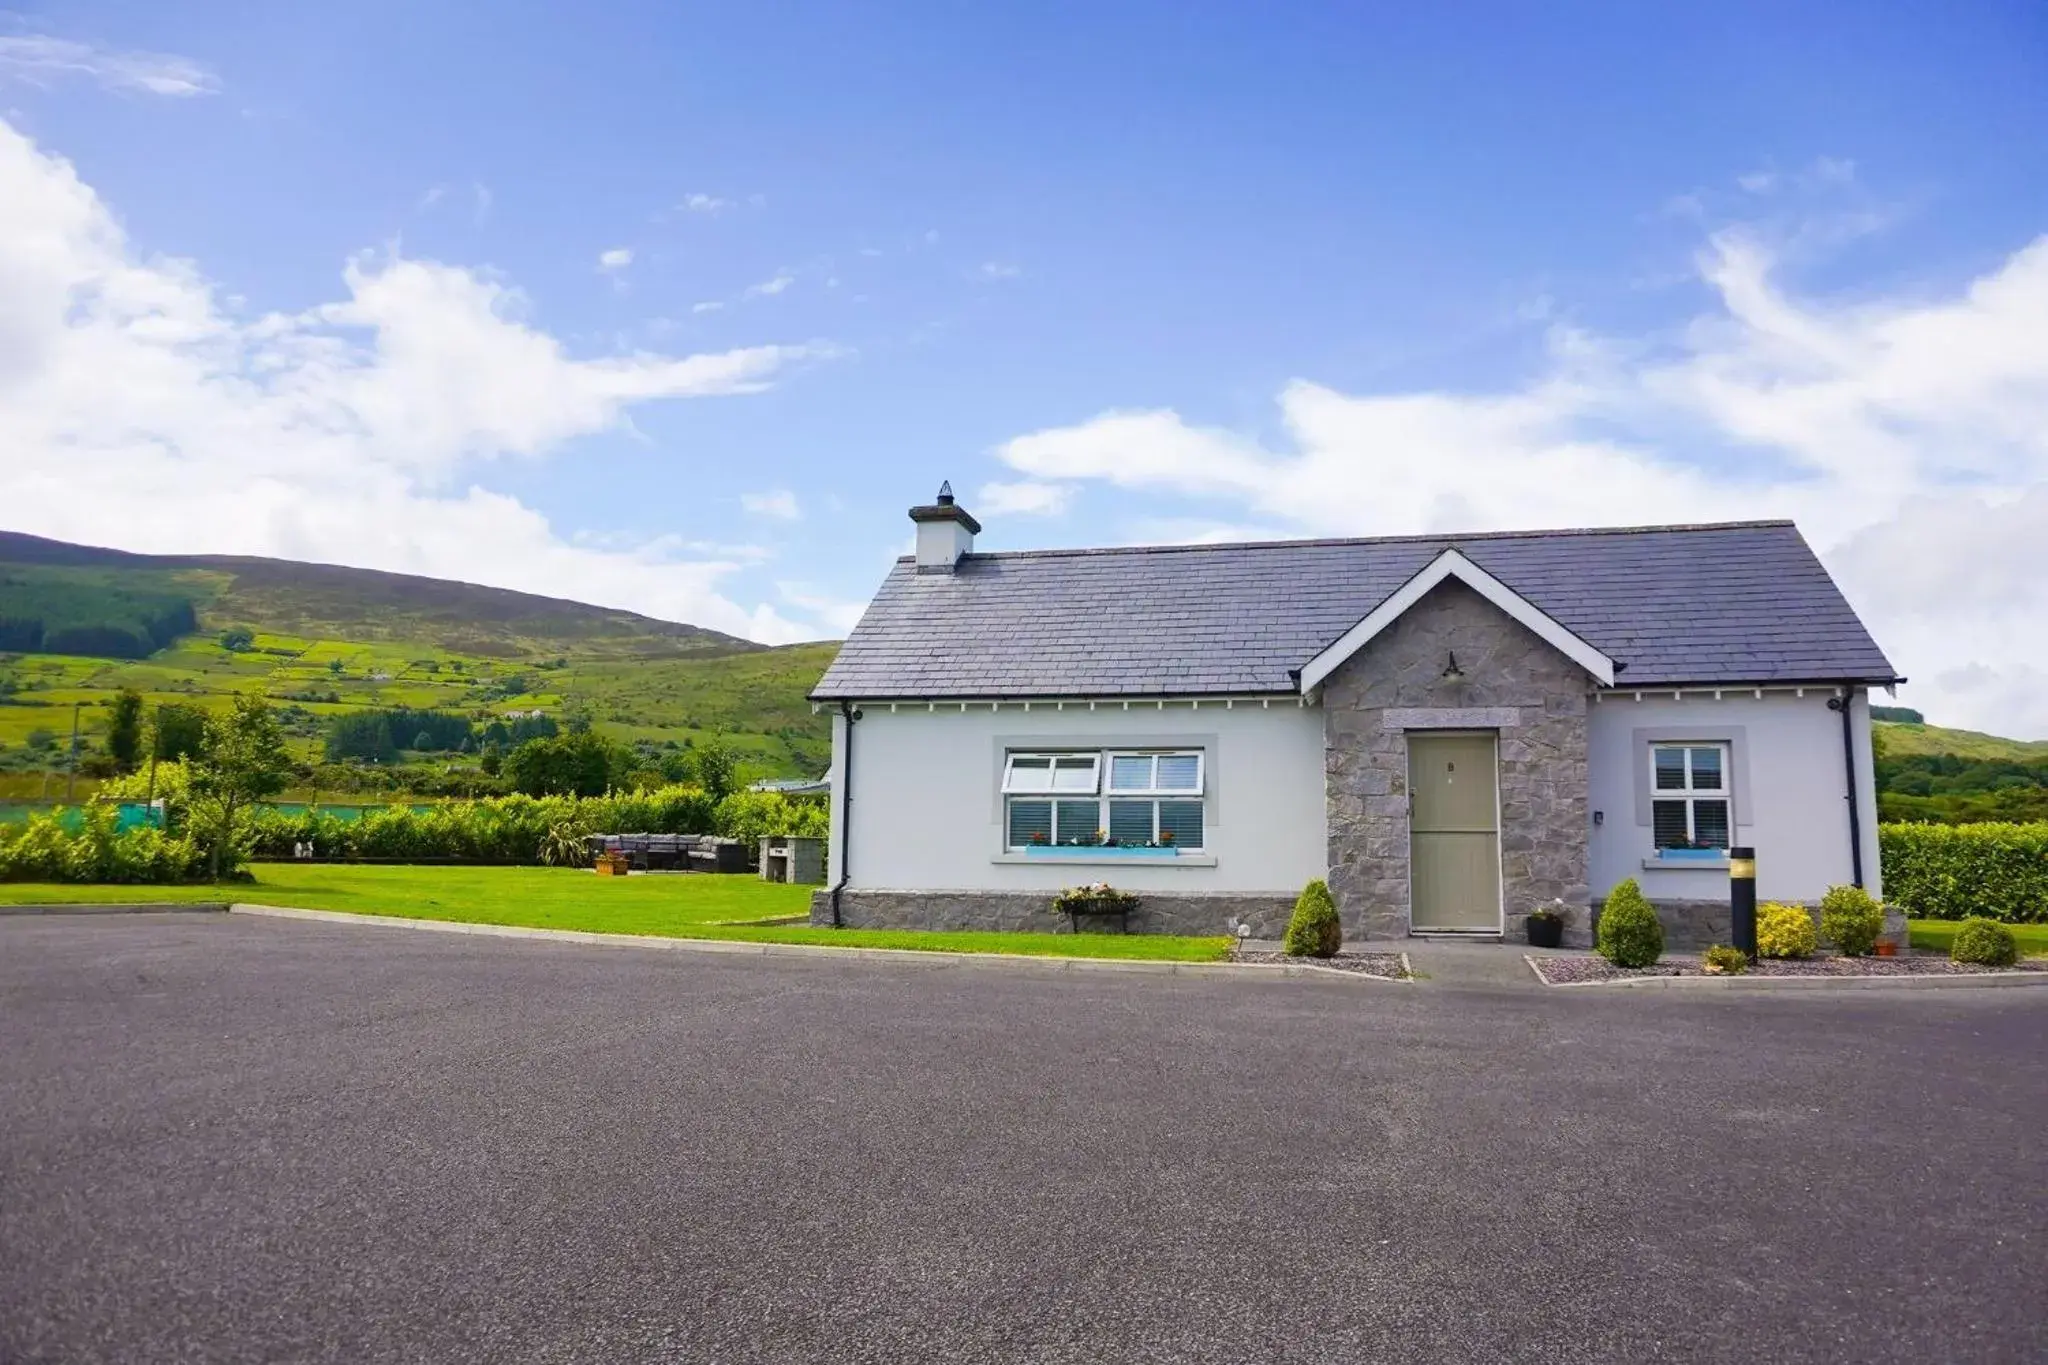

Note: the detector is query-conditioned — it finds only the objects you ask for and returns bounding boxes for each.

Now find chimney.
[909,481,980,574]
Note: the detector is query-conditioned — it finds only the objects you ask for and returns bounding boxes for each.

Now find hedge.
[2,785,831,883]
[244,786,824,865]
[0,807,209,884]
[1878,822,2048,923]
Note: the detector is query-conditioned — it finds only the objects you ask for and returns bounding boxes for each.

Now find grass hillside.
[1874,720,2048,763]
[0,532,837,786]
[0,531,754,659]
[1875,719,2048,823]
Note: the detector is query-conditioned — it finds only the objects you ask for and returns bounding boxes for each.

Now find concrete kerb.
[1522,952,2048,992]
[0,902,230,916]
[226,904,1411,982]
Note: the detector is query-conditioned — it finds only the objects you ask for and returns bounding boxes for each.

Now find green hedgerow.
[1282,879,1342,958]
[1756,901,1817,959]
[1819,884,1885,957]
[1596,879,1663,968]
[1950,917,2019,967]
[1877,822,2048,923]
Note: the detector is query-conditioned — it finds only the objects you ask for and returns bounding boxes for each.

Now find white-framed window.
[1002,753,1100,794]
[1005,749,1205,850]
[1650,743,1731,849]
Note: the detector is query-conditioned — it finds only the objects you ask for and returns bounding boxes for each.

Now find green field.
[0,865,1236,962]
[0,532,839,783]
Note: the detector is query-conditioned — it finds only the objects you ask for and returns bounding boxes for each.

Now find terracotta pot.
[1874,940,1898,957]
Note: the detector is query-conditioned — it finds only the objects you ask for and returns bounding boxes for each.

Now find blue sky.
[4,2,2048,733]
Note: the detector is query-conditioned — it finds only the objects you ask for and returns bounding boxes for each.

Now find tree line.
[0,574,198,659]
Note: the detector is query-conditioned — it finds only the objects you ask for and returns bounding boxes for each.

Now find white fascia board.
[1297,548,1616,692]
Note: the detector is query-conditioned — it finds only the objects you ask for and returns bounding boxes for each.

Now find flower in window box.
[1028,831,1048,846]
[1158,830,1175,847]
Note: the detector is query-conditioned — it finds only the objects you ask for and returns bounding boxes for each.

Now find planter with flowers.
[1524,898,1569,948]
[1050,882,1142,932]
[1024,829,1180,858]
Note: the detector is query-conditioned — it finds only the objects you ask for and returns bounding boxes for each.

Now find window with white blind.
[1004,750,1205,850]
[1650,743,1731,849]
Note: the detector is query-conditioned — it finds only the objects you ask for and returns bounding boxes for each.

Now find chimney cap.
[908,482,982,535]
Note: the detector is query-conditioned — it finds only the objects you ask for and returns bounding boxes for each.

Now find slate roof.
[810,520,1900,700]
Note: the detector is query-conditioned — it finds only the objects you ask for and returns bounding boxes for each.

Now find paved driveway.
[2,913,2043,1364]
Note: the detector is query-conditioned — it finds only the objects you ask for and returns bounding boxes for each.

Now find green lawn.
[0,865,1234,962]
[1908,919,2048,957]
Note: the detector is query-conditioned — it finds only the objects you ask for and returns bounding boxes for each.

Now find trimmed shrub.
[1878,822,2048,923]
[1819,884,1885,957]
[1596,879,1663,968]
[0,808,207,885]
[1282,879,1342,958]
[1950,917,2019,968]
[1702,944,1750,975]
[1756,901,1817,959]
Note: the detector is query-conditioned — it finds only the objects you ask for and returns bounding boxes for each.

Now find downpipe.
[1827,687,1865,888]
[828,701,861,927]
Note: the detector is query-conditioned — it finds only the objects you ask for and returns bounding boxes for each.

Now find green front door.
[1408,732,1501,931]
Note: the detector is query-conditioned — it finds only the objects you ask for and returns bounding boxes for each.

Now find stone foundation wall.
[811,889,1299,937]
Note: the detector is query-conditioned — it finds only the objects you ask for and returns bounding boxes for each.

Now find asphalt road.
[2,913,2043,1364]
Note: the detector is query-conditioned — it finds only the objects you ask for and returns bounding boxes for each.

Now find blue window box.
[1022,845,1181,858]
[1654,847,1727,862]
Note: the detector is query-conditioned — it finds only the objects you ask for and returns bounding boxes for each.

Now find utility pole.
[63,700,82,803]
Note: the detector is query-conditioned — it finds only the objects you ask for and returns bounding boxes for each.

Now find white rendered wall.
[1588,689,1884,904]
[830,699,1328,894]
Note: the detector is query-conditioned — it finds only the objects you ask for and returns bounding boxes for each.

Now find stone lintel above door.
[1381,707,1522,730]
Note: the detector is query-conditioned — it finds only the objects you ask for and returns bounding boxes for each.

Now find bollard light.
[1729,845,1757,961]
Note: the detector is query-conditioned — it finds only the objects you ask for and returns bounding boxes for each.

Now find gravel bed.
[1532,952,2048,985]
[1233,947,1409,979]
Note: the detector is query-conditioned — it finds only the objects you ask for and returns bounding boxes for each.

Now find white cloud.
[741,490,802,521]
[975,479,1074,516]
[597,246,633,271]
[691,300,723,314]
[996,227,2048,737]
[745,273,795,298]
[0,34,218,97]
[1739,156,1857,196]
[777,584,867,635]
[0,117,824,644]
[681,193,732,214]
[978,261,1022,281]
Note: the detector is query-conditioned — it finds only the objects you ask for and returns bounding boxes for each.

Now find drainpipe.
[1827,687,1865,888]
[828,700,860,926]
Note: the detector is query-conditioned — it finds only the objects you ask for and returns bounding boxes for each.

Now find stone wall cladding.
[1324,579,1592,942]
[810,889,1299,937]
